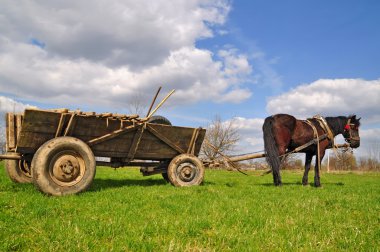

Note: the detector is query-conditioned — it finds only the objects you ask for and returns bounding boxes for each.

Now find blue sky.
[0,0,379,157]
[188,0,380,121]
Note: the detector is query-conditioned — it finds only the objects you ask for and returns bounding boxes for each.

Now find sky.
[0,0,379,158]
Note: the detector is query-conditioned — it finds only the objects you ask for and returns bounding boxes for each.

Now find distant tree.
[328,148,357,171]
[126,92,148,116]
[358,141,380,171]
[201,115,240,161]
[281,154,303,170]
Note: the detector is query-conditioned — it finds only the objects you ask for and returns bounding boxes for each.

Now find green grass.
[0,162,379,251]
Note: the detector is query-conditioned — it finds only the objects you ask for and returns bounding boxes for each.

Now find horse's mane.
[325,115,360,135]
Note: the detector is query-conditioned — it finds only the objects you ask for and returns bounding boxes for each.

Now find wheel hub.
[50,151,85,186]
[177,163,197,182]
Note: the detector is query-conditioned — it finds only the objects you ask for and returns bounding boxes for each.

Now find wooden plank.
[21,110,61,134]
[194,129,206,156]
[5,113,9,152]
[87,125,138,146]
[126,125,145,160]
[146,124,185,154]
[55,113,66,137]
[187,128,201,154]
[64,113,76,136]
[16,114,22,140]
[7,113,16,149]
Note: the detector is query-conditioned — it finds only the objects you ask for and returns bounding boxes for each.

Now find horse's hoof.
[302,183,309,186]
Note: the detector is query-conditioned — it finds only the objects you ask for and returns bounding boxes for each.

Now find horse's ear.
[358,117,361,121]
[352,115,356,120]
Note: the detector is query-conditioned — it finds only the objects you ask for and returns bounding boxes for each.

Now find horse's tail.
[263,116,281,173]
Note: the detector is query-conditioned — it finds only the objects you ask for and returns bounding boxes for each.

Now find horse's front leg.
[302,152,313,185]
[314,150,325,187]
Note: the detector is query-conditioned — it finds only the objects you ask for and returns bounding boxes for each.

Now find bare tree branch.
[201,115,240,161]
[126,92,148,116]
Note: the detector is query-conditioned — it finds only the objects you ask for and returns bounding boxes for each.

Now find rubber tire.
[32,137,96,196]
[167,154,205,187]
[148,115,172,126]
[5,157,32,183]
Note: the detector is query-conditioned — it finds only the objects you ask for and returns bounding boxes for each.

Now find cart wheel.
[32,137,96,196]
[167,154,204,187]
[5,155,32,183]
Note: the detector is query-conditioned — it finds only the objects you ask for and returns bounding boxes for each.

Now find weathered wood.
[87,125,137,146]
[16,114,22,140]
[228,153,266,162]
[126,125,145,161]
[5,113,9,152]
[187,127,201,154]
[7,113,16,149]
[14,109,206,161]
[64,113,76,136]
[146,86,162,117]
[146,124,185,154]
[147,89,175,118]
[227,142,351,163]
[55,113,66,137]
[0,153,22,160]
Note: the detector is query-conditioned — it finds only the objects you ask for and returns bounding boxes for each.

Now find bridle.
[343,118,360,143]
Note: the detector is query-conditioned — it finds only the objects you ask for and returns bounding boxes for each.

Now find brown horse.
[262,114,361,187]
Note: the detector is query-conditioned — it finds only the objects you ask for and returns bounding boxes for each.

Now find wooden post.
[327,149,330,173]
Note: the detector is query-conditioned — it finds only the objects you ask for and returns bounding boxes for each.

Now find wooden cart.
[1,108,206,196]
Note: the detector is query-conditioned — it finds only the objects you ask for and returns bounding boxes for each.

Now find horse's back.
[270,114,297,130]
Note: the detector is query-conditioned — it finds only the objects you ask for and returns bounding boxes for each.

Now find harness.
[344,118,360,143]
[303,115,358,173]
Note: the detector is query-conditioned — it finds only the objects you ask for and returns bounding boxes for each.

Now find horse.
[262,114,361,187]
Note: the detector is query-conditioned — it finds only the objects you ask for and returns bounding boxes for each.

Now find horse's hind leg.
[302,152,313,185]
[273,146,287,186]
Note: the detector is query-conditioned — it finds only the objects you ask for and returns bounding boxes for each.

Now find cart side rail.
[5,112,23,153]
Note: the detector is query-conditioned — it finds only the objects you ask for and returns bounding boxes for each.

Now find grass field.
[0,162,379,251]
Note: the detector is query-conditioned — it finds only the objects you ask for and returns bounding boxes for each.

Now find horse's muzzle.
[349,140,360,148]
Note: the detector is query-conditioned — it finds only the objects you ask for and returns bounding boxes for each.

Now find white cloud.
[223,117,265,153]
[266,79,380,124]
[0,0,230,68]
[0,96,36,113]
[0,0,253,109]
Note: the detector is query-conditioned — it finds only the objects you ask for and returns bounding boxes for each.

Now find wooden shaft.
[228,153,266,162]
[147,89,175,118]
[146,86,162,117]
[0,153,22,160]
[227,143,351,162]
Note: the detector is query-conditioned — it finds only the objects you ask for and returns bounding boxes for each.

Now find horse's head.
[343,115,361,148]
